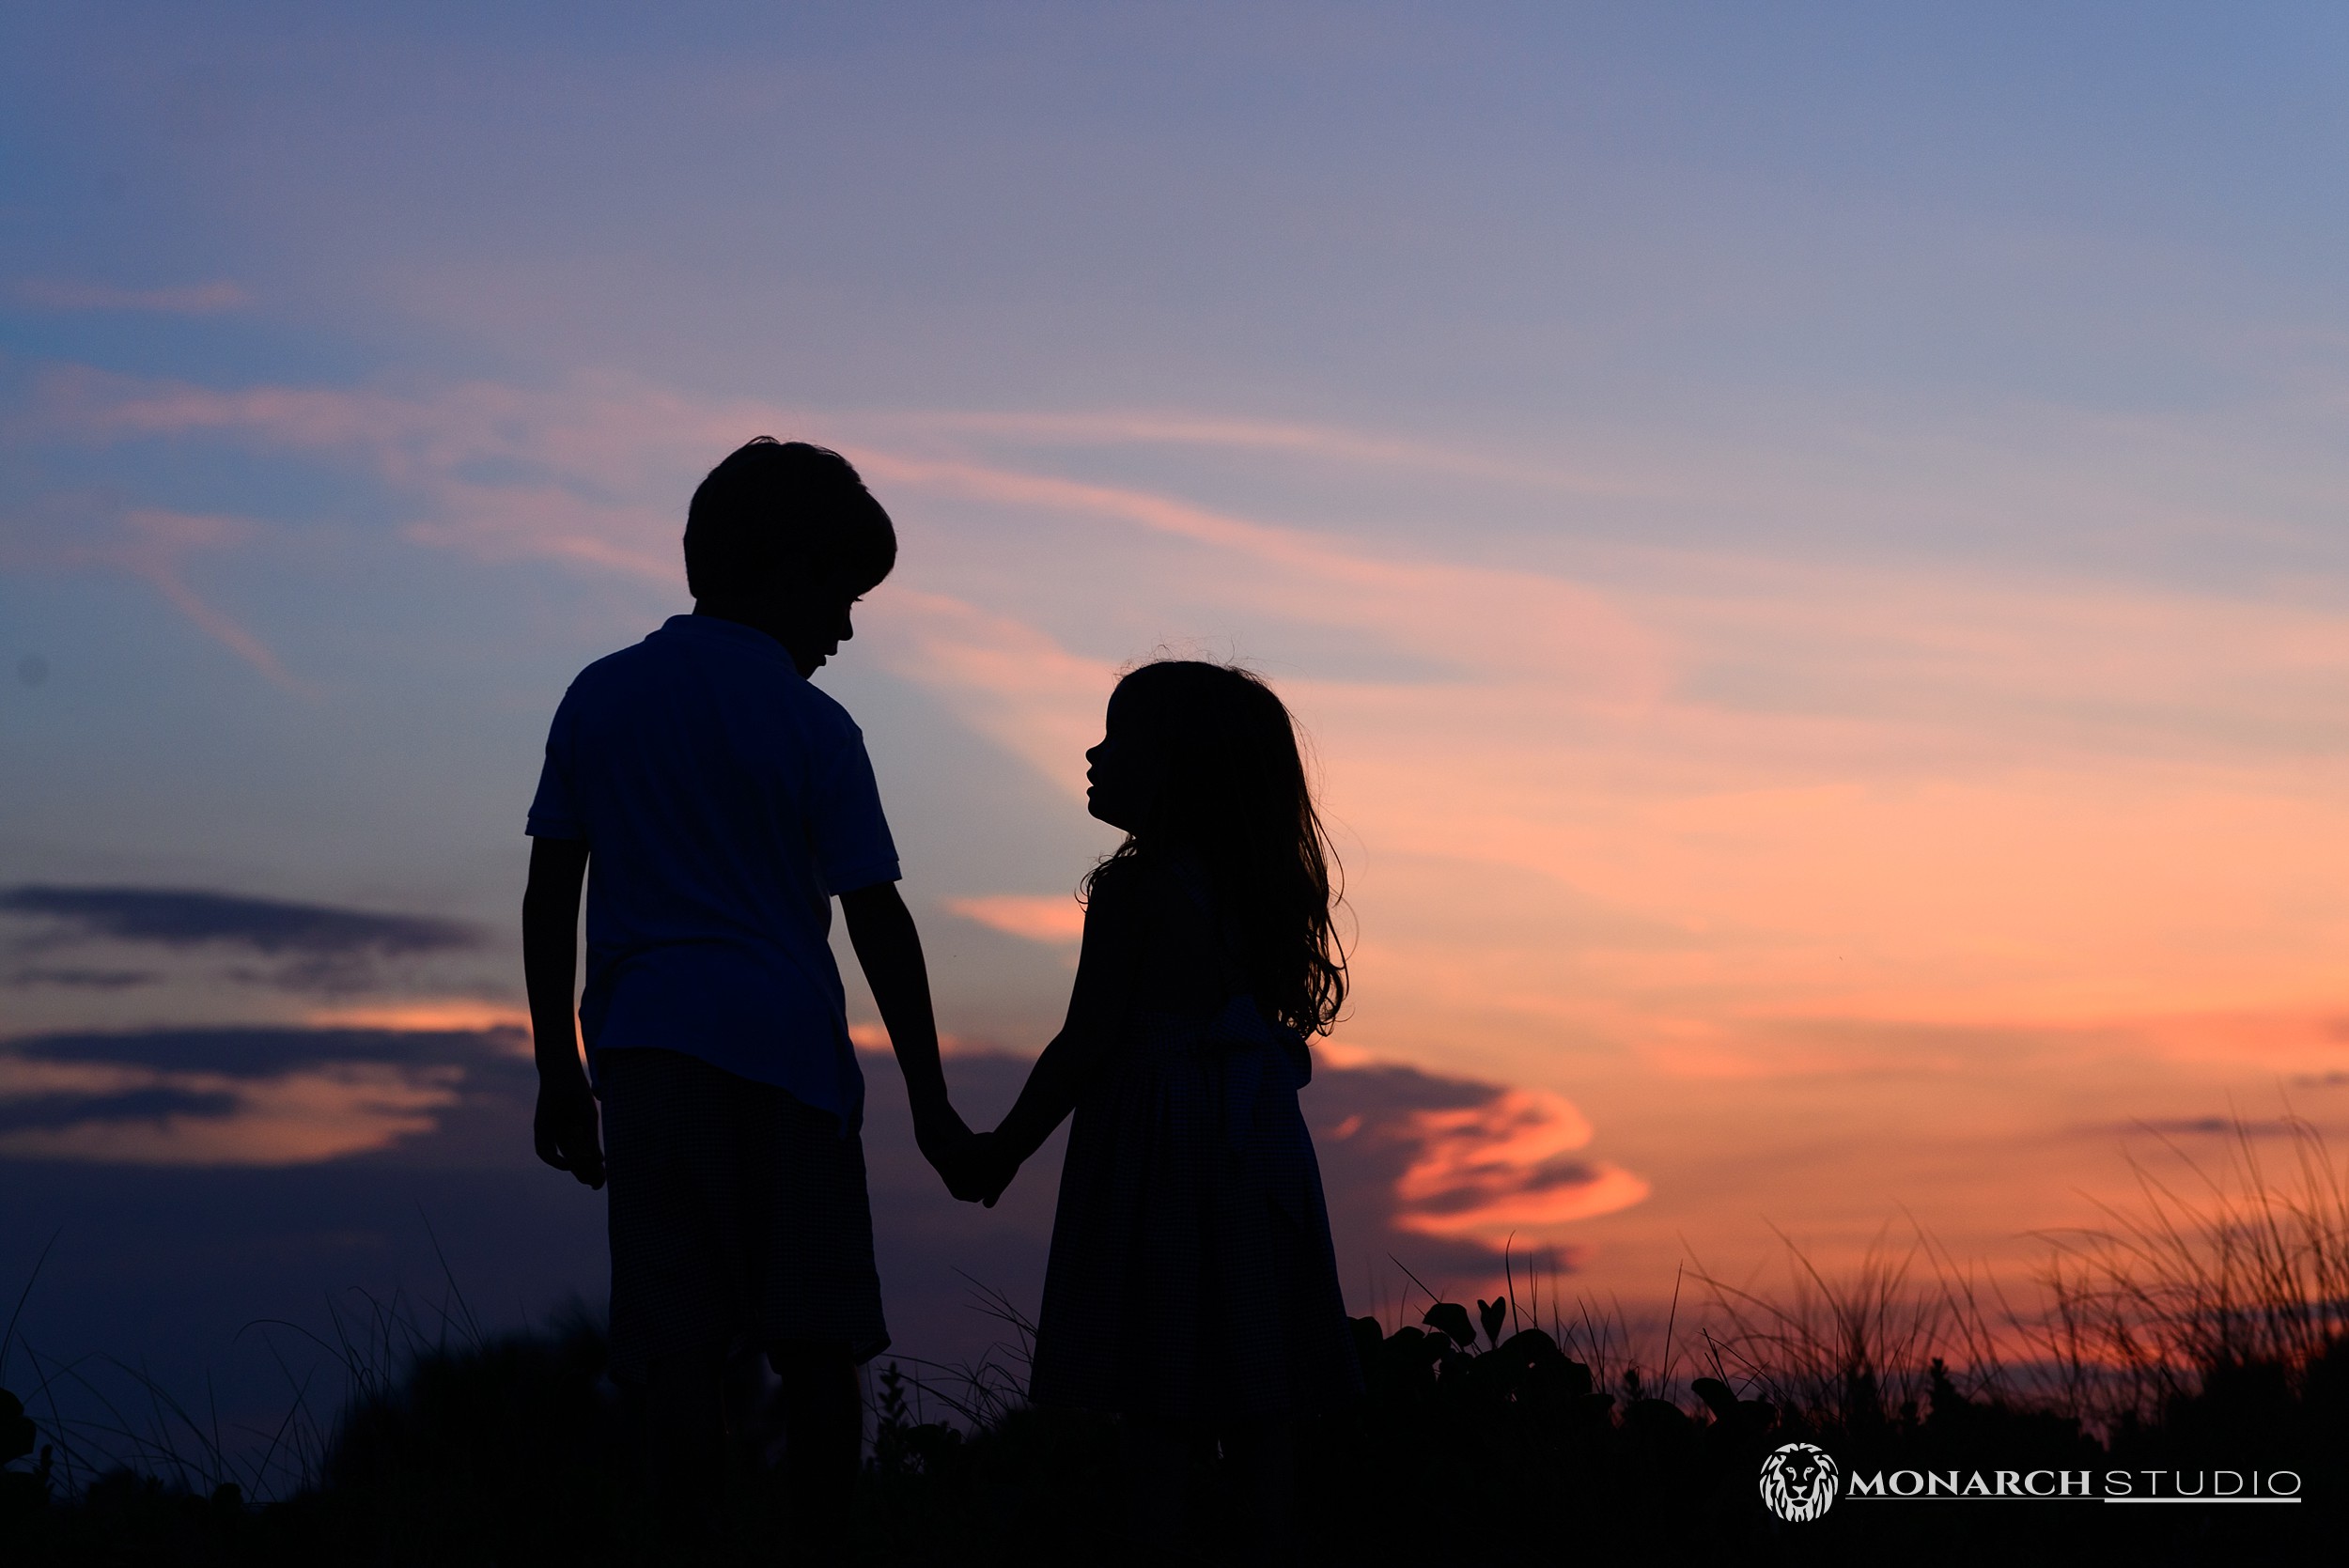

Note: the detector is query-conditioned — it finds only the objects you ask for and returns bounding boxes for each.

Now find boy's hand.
[534,1078,606,1188]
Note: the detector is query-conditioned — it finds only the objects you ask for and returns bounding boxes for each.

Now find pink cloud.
[0,1058,462,1166]
[31,365,2349,1293]
[303,1001,532,1040]
[39,377,2349,1054]
[6,495,307,692]
[132,574,303,692]
[859,587,1114,795]
[944,893,1086,944]
[857,451,1672,701]
[883,408,1678,500]
[1387,1087,1651,1243]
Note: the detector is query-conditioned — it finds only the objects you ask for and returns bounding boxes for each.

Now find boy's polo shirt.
[526,613,900,1130]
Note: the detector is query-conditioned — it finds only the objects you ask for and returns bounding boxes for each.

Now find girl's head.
[1084,660,1346,1034]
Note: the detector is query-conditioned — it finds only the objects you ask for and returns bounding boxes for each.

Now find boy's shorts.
[599,1047,890,1383]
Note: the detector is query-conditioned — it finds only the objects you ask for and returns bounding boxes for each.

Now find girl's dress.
[1027,859,1363,1422]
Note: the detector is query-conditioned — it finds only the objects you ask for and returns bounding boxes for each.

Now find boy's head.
[685,438,895,674]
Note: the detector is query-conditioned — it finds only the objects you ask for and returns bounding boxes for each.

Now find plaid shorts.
[599,1047,890,1384]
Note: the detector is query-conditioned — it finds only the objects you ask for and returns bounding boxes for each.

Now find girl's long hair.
[1081,660,1347,1035]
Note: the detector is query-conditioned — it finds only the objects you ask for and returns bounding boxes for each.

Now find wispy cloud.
[1,493,305,690]
[855,452,1672,700]
[37,375,2349,1036]
[15,279,249,314]
[6,967,158,991]
[0,1026,507,1165]
[943,894,1086,945]
[2,886,486,998]
[0,1061,460,1165]
[879,408,1677,499]
[120,509,306,691]
[2,886,481,956]
[28,364,2349,1273]
[862,589,1113,795]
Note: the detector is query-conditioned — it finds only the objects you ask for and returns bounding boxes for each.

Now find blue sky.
[8,1,2349,1471]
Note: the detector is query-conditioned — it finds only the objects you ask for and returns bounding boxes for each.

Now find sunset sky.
[8,2,2349,1442]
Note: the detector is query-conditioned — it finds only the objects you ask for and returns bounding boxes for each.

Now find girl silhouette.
[966,659,1361,1548]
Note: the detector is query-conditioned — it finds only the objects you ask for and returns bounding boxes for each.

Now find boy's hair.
[1083,660,1347,1035]
[683,438,896,604]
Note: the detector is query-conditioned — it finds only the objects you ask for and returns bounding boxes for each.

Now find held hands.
[534,1073,606,1189]
[912,1098,991,1204]
[933,1130,1022,1208]
[914,1098,1022,1206]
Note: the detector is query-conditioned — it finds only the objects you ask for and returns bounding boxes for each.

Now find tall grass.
[1535,1113,2349,1441]
[2034,1111,2349,1425]
[1684,1227,2010,1430]
[7,1115,2342,1562]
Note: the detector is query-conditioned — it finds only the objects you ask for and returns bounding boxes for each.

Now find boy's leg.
[771,1340,859,1558]
[645,1345,728,1544]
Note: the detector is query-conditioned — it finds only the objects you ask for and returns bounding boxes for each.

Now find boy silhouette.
[521,438,975,1550]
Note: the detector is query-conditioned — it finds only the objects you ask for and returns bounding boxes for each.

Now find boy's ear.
[774,567,862,612]
[821,566,873,605]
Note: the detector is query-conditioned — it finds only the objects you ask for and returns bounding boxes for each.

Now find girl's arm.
[988,862,1149,1171]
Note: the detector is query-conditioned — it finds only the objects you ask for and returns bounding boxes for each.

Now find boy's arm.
[523,835,604,1188]
[838,881,973,1178]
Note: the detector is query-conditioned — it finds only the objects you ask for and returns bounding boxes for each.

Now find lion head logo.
[1758,1442,1839,1522]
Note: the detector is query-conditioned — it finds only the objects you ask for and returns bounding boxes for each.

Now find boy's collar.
[660,613,801,669]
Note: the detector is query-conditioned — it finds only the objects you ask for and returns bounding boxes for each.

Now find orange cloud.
[0,1060,462,1166]
[847,1021,999,1057]
[39,368,2349,1292]
[304,1000,532,1039]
